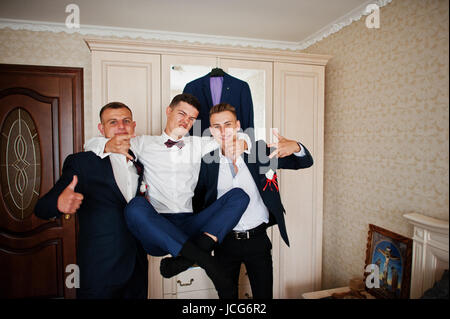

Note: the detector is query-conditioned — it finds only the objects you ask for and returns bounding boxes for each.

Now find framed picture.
[364,224,413,299]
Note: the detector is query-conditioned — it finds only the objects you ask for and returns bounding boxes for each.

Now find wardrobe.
[86,38,330,299]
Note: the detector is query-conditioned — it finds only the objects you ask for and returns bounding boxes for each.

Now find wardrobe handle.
[177,278,194,287]
[245,293,253,299]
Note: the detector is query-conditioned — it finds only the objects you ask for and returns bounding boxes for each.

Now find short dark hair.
[169,93,201,112]
[99,102,132,121]
[209,103,237,120]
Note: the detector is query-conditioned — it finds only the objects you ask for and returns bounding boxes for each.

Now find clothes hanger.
[209,67,226,77]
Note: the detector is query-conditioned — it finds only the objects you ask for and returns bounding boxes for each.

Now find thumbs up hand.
[57,175,84,214]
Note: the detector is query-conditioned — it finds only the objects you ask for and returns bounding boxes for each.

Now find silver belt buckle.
[235,231,250,240]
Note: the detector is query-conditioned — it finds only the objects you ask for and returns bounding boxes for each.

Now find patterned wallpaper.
[303,0,449,289]
[0,30,94,139]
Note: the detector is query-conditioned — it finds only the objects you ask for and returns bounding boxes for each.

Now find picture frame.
[364,224,413,299]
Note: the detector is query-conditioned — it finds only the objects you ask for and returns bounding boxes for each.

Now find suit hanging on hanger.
[183,71,255,136]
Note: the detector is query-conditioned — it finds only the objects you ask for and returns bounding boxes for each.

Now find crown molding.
[0,18,300,51]
[0,1,393,52]
[84,37,332,66]
[298,0,393,50]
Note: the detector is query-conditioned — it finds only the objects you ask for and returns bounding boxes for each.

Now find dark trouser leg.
[243,233,273,299]
[215,236,244,299]
[178,240,234,299]
[160,233,216,278]
[122,251,149,299]
[77,249,148,299]
[215,230,273,299]
[183,188,250,243]
[160,188,250,277]
[124,197,189,257]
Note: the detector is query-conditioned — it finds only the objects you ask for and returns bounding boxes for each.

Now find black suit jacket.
[183,72,254,135]
[34,151,147,289]
[193,140,313,246]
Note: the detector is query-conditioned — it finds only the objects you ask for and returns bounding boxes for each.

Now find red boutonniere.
[263,169,279,192]
[139,181,148,195]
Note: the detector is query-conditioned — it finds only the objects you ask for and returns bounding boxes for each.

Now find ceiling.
[0,0,370,43]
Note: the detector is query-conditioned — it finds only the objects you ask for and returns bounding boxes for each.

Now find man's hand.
[57,175,84,214]
[223,137,247,162]
[105,134,135,160]
[268,130,301,158]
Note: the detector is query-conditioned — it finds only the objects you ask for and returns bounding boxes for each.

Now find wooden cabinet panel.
[273,62,325,298]
[91,51,161,137]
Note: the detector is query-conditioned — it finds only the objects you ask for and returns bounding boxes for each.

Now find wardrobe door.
[273,62,325,298]
[161,55,216,131]
[91,51,161,137]
[219,58,273,299]
[157,55,217,299]
[219,59,273,142]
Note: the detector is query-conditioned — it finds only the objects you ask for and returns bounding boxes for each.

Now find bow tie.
[164,139,185,149]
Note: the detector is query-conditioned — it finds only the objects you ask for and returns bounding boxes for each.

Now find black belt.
[227,223,268,240]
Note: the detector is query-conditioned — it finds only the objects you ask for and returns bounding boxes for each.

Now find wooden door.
[0,64,83,298]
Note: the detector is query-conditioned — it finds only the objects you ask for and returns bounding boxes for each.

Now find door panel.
[161,54,216,133]
[91,51,160,136]
[0,64,83,298]
[219,58,273,142]
[273,62,324,298]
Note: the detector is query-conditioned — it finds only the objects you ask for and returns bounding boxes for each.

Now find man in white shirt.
[34,102,148,299]
[190,103,314,299]
[84,94,251,298]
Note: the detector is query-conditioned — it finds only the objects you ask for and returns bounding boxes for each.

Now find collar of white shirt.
[161,131,189,145]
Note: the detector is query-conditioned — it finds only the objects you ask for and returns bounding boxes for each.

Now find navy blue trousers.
[124,188,250,257]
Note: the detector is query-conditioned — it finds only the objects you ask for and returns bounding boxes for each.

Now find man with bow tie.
[189,103,314,299]
[34,102,148,299]
[84,94,251,298]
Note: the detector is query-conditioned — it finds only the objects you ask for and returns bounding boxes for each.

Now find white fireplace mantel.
[404,213,449,299]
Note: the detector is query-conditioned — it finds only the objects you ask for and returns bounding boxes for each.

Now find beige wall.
[0,29,94,139]
[303,0,449,289]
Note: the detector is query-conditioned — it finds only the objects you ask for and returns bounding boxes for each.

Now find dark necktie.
[128,150,145,197]
[128,150,143,176]
[164,139,185,149]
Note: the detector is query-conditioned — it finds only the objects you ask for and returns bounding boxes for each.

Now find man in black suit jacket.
[34,102,148,299]
[192,103,314,299]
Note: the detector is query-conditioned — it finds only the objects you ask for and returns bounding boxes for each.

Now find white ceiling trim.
[0,18,301,50]
[0,0,392,51]
[298,0,393,50]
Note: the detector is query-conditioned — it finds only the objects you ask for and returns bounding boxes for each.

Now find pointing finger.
[272,129,281,139]
[123,151,134,161]
[269,149,279,159]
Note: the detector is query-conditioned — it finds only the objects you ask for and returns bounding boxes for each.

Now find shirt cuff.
[294,142,306,157]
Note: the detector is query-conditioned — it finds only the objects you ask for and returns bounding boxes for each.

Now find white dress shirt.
[85,132,251,214]
[109,154,139,203]
[217,144,306,231]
